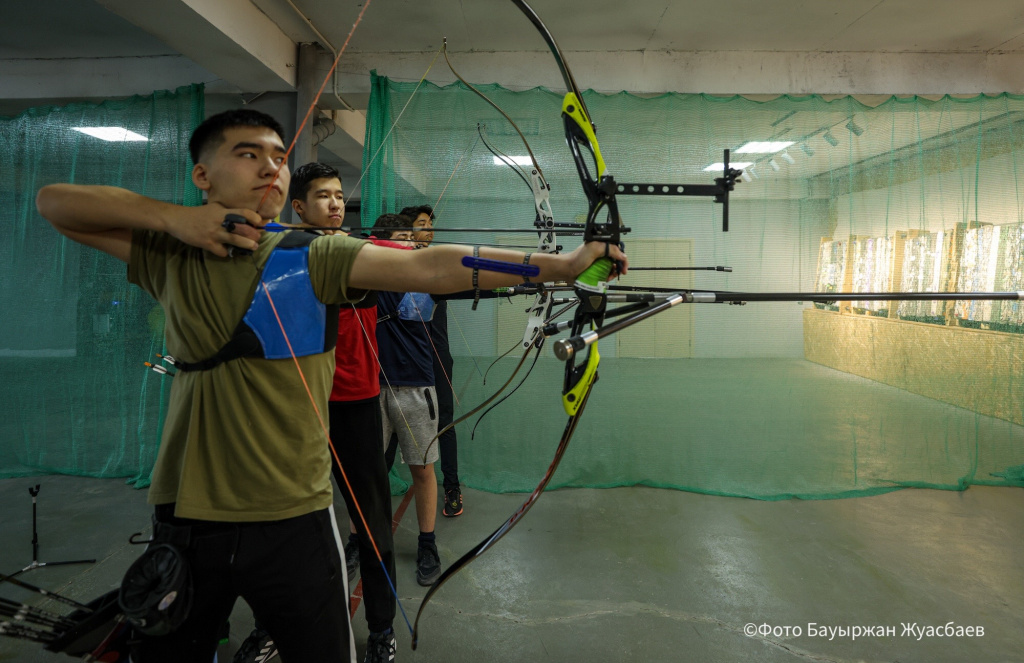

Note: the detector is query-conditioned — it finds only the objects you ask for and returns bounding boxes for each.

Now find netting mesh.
[3,79,1024,500]
[0,85,203,486]
[365,74,1024,499]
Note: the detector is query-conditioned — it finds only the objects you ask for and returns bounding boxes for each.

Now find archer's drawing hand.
[36,184,270,262]
[169,204,263,258]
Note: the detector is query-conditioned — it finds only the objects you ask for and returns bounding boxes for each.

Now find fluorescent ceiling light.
[73,127,149,142]
[493,156,533,166]
[735,141,794,153]
[703,162,753,172]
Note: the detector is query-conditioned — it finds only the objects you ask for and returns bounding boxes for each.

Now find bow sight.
[615,149,744,232]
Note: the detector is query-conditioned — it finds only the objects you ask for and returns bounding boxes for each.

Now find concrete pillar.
[294,43,320,170]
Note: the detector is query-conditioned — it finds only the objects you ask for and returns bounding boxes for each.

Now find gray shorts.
[380,385,439,466]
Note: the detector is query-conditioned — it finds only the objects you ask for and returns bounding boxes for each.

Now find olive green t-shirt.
[129,229,367,521]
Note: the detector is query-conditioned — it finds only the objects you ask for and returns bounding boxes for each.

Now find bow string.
[411,0,622,647]
[413,37,568,464]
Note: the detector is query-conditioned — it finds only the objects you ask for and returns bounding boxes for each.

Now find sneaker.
[416,542,441,586]
[442,487,463,517]
[363,628,397,663]
[345,537,360,585]
[233,628,279,663]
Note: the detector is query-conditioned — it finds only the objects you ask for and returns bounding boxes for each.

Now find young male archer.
[35,108,626,662]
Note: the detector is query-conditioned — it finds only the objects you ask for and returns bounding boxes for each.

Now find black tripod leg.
[29,485,39,563]
[4,484,95,580]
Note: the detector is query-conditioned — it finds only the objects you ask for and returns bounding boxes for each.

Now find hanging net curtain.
[0,84,204,487]
[363,73,1024,499]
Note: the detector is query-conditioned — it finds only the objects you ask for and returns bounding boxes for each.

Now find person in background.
[373,212,444,586]
[401,205,463,518]
[290,162,399,663]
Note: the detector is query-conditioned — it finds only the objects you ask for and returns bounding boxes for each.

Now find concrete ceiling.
[4,0,1024,200]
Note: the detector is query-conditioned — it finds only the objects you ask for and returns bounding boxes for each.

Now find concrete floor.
[0,476,1022,662]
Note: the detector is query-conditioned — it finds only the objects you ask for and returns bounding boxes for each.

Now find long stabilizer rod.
[553,290,1024,361]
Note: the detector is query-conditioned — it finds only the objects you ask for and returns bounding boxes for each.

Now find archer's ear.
[291,199,304,216]
[192,163,212,192]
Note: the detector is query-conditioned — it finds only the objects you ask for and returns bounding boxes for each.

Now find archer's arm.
[36,184,264,262]
[348,242,627,295]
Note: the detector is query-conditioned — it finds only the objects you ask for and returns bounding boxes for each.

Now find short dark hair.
[188,109,287,165]
[398,205,435,221]
[373,213,414,236]
[289,162,341,202]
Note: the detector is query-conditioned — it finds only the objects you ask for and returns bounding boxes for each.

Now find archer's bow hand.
[568,241,628,281]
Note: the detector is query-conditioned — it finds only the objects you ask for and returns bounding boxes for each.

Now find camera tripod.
[5,484,95,579]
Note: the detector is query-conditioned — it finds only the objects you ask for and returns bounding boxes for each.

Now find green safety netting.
[363,73,1024,499]
[0,84,203,487]
[4,76,1024,501]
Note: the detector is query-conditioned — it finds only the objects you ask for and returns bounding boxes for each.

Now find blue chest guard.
[244,237,325,359]
[174,231,339,372]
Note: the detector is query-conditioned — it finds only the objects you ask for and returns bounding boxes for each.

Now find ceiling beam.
[96,0,298,92]
[0,55,223,101]
[323,50,1024,102]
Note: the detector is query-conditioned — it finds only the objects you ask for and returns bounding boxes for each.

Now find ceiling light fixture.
[72,127,149,142]
[735,141,795,154]
[492,156,533,166]
[823,130,839,147]
[846,119,865,136]
[703,161,754,172]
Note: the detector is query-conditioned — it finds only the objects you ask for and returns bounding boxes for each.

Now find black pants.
[134,505,350,662]
[433,348,460,491]
[329,397,396,633]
